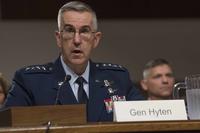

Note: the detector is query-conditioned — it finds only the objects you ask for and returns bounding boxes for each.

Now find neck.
[60,56,89,75]
[71,63,87,75]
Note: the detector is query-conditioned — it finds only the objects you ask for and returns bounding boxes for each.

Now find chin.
[161,93,172,98]
[71,59,87,65]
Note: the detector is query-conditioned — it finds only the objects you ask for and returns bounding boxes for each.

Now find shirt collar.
[60,56,90,84]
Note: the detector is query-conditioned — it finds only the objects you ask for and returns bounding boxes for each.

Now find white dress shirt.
[60,56,89,101]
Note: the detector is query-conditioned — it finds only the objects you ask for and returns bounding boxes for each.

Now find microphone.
[54,75,71,105]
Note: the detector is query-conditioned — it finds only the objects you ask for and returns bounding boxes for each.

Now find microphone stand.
[54,75,71,105]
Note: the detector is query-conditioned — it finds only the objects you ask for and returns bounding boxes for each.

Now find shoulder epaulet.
[95,63,126,71]
[22,63,53,74]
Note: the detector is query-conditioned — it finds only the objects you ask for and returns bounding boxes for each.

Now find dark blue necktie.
[76,77,88,104]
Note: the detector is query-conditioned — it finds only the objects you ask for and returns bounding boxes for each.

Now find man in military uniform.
[4,1,144,122]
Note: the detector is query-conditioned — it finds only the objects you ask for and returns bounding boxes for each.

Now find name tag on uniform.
[113,100,187,122]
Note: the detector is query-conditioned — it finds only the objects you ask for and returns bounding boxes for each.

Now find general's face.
[141,64,175,100]
[55,11,101,68]
[0,86,5,105]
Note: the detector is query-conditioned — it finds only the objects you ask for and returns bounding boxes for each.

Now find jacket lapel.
[51,57,78,104]
[58,82,78,104]
[87,62,109,122]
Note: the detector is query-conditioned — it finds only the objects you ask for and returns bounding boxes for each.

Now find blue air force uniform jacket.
[4,57,144,122]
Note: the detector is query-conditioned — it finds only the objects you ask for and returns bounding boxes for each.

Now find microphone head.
[65,75,71,81]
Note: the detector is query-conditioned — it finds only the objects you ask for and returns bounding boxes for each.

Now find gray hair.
[57,1,98,31]
[143,58,172,79]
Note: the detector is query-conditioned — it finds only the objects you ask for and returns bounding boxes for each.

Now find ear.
[93,32,102,48]
[55,31,62,48]
[140,80,148,91]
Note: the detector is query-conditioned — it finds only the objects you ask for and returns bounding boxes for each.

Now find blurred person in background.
[140,58,175,100]
[0,73,9,107]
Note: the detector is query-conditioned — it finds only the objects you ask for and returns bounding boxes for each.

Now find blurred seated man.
[140,58,175,100]
[0,73,9,107]
[4,1,144,122]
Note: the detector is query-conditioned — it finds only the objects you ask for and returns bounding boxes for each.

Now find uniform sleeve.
[125,71,145,100]
[3,70,33,107]
[127,82,145,100]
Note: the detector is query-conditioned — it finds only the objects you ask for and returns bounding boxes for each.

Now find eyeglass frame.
[59,24,96,40]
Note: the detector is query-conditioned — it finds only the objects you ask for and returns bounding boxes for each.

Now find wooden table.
[0,120,200,133]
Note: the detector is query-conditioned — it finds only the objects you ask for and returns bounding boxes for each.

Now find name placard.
[113,100,187,122]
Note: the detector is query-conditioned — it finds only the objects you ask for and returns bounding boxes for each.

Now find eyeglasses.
[60,25,96,40]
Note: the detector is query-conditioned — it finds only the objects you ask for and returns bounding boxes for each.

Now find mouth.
[161,86,172,90]
[71,49,83,55]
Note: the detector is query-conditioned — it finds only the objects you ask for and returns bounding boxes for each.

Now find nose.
[162,76,169,84]
[73,32,81,46]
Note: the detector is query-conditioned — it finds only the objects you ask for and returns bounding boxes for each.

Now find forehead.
[149,64,172,75]
[62,11,93,28]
